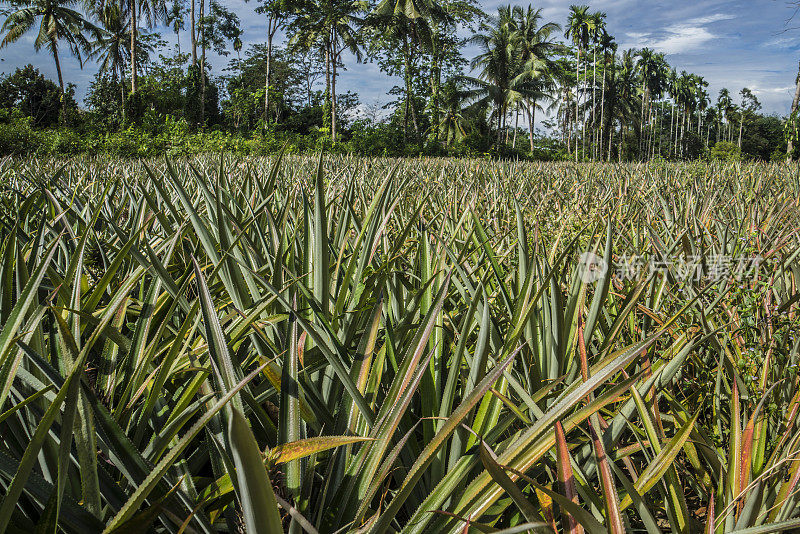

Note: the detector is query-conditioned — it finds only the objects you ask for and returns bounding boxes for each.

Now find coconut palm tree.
[565,4,593,161]
[635,48,667,159]
[635,47,653,157]
[666,67,678,157]
[674,71,697,156]
[587,10,605,158]
[124,0,166,94]
[165,0,186,54]
[511,4,561,151]
[368,0,448,142]
[255,0,287,126]
[600,49,638,161]
[597,32,615,159]
[460,7,535,146]
[89,3,132,110]
[1,0,99,104]
[290,0,365,142]
[89,2,157,110]
[717,88,733,143]
[437,79,468,145]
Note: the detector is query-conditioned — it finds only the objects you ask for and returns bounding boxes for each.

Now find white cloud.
[621,14,733,54]
[762,36,800,48]
[751,85,795,94]
[649,24,718,53]
[687,14,736,24]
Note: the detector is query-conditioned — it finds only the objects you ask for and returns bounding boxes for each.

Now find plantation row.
[0,155,799,533]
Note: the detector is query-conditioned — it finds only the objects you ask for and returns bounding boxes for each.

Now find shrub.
[709,140,742,161]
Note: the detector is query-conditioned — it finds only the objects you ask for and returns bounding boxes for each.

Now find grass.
[0,153,798,533]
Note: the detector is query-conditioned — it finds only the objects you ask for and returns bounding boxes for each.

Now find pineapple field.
[0,154,799,533]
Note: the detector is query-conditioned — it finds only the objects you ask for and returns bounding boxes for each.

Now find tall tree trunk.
[575,47,580,163]
[191,0,197,66]
[496,103,503,145]
[52,46,64,94]
[402,36,410,141]
[264,18,274,124]
[512,107,519,148]
[638,83,646,159]
[581,57,587,159]
[306,59,313,107]
[787,61,800,161]
[528,100,536,152]
[655,105,661,158]
[324,46,331,133]
[681,111,686,158]
[52,45,65,123]
[592,44,597,159]
[130,0,137,93]
[599,54,606,160]
[602,83,614,162]
[429,42,442,144]
[199,0,206,124]
[738,115,743,149]
[402,34,420,142]
[331,40,338,143]
[669,104,674,158]
[118,64,126,121]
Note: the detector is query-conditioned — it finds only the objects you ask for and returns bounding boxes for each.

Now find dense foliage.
[0,0,795,160]
[0,155,799,532]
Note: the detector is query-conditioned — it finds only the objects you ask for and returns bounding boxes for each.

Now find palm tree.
[460,7,533,146]
[694,83,708,149]
[291,0,365,142]
[588,10,605,158]
[426,1,482,146]
[437,79,468,145]
[597,32,614,159]
[635,48,667,159]
[511,4,561,152]
[703,105,716,149]
[674,71,697,156]
[369,0,448,142]
[565,4,592,161]
[718,88,733,143]
[666,67,678,157]
[635,48,652,157]
[124,0,166,93]
[738,87,759,149]
[255,0,287,126]
[646,57,668,158]
[600,49,638,161]
[89,3,132,110]
[166,0,186,54]
[1,0,98,108]
[551,58,575,150]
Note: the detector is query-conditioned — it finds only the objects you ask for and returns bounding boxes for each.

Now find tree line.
[0,0,793,160]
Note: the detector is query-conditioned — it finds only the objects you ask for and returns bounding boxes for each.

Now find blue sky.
[2,0,799,120]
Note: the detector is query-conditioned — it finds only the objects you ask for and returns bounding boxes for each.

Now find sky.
[2,0,800,123]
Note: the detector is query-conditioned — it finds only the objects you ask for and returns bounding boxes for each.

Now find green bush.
[0,116,570,160]
[709,140,742,161]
